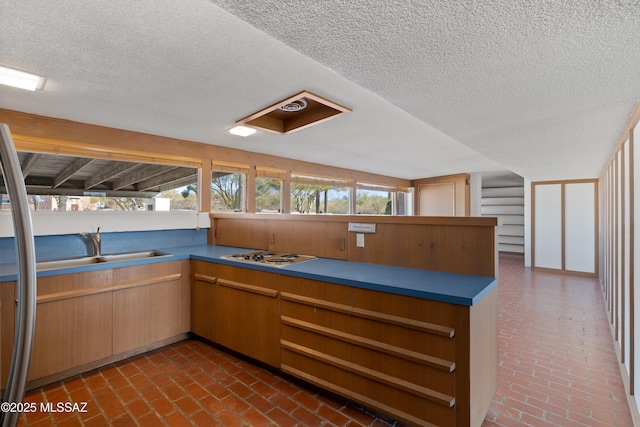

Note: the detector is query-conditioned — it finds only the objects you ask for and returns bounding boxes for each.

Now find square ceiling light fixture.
[235,91,351,134]
[0,65,46,91]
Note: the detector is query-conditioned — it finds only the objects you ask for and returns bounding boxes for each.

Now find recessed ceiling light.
[0,65,46,91]
[228,125,256,137]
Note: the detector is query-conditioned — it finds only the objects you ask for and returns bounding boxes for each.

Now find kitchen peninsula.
[0,214,498,427]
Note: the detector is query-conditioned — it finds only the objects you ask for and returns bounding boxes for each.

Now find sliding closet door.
[565,183,596,273]
[533,184,563,269]
[532,180,597,274]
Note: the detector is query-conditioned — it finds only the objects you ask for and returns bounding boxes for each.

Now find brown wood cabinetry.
[214,264,281,367]
[213,217,270,249]
[29,270,114,381]
[268,220,348,259]
[1,261,189,387]
[279,275,497,427]
[190,261,217,342]
[211,213,498,276]
[112,261,186,354]
[280,275,353,393]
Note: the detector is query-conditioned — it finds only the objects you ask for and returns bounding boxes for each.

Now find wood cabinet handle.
[194,273,217,284]
[218,279,278,298]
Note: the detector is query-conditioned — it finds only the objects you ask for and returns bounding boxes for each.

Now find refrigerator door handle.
[0,124,37,427]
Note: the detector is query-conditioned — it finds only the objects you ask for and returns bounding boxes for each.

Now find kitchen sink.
[36,256,106,271]
[36,250,171,271]
[99,250,171,263]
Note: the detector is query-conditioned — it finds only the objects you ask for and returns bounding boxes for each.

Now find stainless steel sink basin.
[99,250,171,263]
[36,250,171,271]
[36,256,106,271]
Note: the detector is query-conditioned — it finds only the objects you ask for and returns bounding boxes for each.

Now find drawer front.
[280,276,353,391]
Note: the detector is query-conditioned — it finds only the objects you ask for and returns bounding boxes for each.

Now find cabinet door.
[215,265,280,367]
[268,220,348,260]
[191,261,217,342]
[29,270,114,381]
[113,261,183,354]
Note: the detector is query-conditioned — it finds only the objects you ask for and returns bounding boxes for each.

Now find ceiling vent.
[236,91,351,134]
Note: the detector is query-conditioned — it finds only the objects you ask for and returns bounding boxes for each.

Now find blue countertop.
[0,244,497,306]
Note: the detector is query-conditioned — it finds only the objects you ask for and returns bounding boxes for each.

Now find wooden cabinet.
[414,173,470,216]
[28,269,114,381]
[279,275,497,427]
[190,261,217,342]
[112,261,186,354]
[215,264,280,367]
[280,275,353,392]
[268,219,348,259]
[1,261,189,386]
[349,287,457,426]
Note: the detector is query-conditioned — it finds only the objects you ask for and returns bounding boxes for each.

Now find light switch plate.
[356,233,365,247]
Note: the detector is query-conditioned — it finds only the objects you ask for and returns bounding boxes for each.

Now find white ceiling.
[1,0,639,181]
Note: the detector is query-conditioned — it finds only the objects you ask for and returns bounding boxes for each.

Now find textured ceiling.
[1,0,639,181]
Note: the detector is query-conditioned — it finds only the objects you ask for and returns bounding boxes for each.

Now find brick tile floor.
[16,254,635,426]
[482,254,633,427]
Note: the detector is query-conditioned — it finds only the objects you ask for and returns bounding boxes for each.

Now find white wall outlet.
[356,233,365,248]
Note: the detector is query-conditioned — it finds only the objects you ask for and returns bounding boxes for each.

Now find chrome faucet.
[81,227,101,257]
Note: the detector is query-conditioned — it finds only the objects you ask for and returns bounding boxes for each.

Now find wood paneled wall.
[211,213,498,277]
[600,100,640,424]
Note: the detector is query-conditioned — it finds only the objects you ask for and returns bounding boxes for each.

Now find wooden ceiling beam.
[84,163,138,190]
[136,168,196,191]
[112,164,175,191]
[21,153,41,178]
[52,157,94,188]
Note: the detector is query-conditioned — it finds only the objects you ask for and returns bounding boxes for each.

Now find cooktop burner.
[222,251,316,267]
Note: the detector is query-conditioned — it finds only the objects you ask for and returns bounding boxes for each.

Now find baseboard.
[21,333,190,392]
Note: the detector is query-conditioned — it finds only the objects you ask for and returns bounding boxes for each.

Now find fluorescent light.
[0,65,46,91]
[229,125,256,137]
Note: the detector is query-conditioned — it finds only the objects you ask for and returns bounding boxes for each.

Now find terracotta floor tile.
[242,407,274,426]
[265,407,299,426]
[190,410,218,426]
[99,398,126,421]
[215,409,244,426]
[148,396,175,417]
[125,398,152,419]
[291,406,324,426]
[134,412,164,427]
[173,395,200,416]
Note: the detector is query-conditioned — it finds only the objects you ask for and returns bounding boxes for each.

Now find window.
[290,173,350,214]
[255,167,285,213]
[211,171,246,212]
[210,161,250,212]
[356,184,393,215]
[355,183,413,215]
[0,152,199,212]
[256,177,282,213]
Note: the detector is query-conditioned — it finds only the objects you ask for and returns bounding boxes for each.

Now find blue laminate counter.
[0,243,497,306]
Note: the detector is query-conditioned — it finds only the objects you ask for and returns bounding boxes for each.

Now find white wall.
[0,211,211,238]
